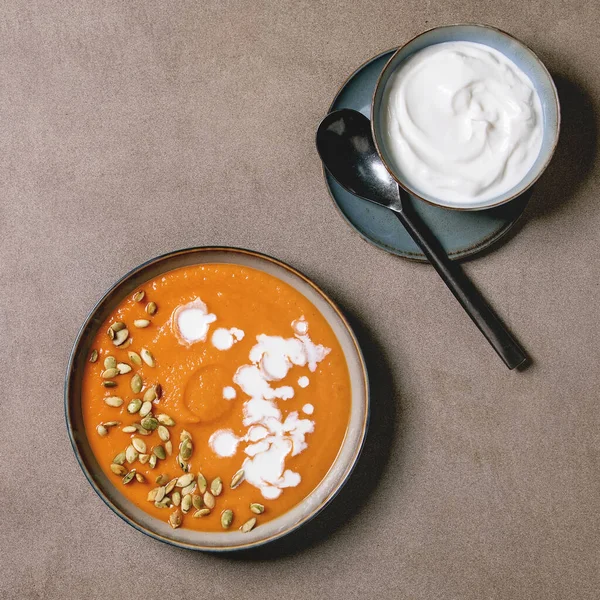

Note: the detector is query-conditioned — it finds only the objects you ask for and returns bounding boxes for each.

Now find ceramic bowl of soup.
[65,247,368,551]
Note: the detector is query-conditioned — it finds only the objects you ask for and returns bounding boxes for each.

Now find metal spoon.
[316,108,527,370]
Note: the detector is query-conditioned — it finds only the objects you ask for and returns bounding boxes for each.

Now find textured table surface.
[1,2,599,599]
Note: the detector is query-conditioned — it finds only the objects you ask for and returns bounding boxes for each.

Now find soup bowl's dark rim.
[371,23,562,212]
[64,246,370,552]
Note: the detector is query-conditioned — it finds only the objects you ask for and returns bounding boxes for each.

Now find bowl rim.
[371,23,562,211]
[64,245,370,552]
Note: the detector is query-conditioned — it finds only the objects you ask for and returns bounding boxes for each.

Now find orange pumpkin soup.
[82,263,351,532]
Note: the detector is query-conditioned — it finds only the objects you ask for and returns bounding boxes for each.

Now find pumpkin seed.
[182,482,196,496]
[230,469,245,489]
[122,425,136,433]
[96,424,108,437]
[135,472,146,483]
[176,473,194,488]
[110,463,127,476]
[169,509,182,529]
[180,430,192,441]
[122,470,136,485]
[177,455,189,472]
[113,328,129,347]
[153,445,166,460]
[203,491,215,510]
[143,387,157,403]
[146,301,157,316]
[140,416,158,431]
[138,453,150,464]
[128,351,142,366]
[193,509,211,518]
[134,319,150,328]
[240,517,256,533]
[130,373,143,394]
[157,425,170,442]
[192,494,203,510]
[125,445,138,464]
[154,384,163,399]
[140,348,155,367]
[165,478,177,494]
[101,367,119,379]
[155,474,169,485]
[155,486,166,502]
[148,454,157,469]
[157,414,176,426]
[139,401,153,417]
[171,491,181,506]
[250,503,265,515]
[180,438,193,460]
[165,440,173,456]
[108,327,115,340]
[221,509,233,529]
[181,494,192,513]
[103,421,121,428]
[132,438,146,453]
[132,290,145,302]
[101,381,118,388]
[104,396,123,407]
[110,321,126,333]
[103,356,117,369]
[197,473,207,494]
[155,498,171,509]
[117,362,132,374]
[113,451,126,465]
[210,477,223,497]
[133,423,152,435]
[127,399,142,414]
[147,487,160,502]
[89,349,98,363]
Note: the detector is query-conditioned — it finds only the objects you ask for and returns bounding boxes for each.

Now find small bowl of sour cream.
[372,25,560,210]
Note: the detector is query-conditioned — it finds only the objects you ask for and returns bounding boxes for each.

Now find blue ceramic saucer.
[324,50,531,262]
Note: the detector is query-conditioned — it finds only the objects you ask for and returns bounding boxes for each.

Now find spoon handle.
[393,205,527,370]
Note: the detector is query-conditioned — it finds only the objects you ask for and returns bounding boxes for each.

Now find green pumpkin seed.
[110,463,127,476]
[221,509,234,529]
[147,487,160,502]
[101,381,118,388]
[165,478,177,494]
[132,438,146,453]
[181,494,192,513]
[177,455,189,472]
[182,482,196,496]
[130,373,143,393]
[155,474,169,485]
[169,509,182,529]
[176,473,194,488]
[140,348,155,367]
[192,494,203,510]
[122,425,136,433]
[103,421,120,428]
[197,473,207,494]
[96,424,108,437]
[128,351,142,366]
[155,486,166,502]
[139,401,153,417]
[157,425,170,442]
[203,491,216,509]
[127,399,142,414]
[154,384,163,399]
[180,438,193,460]
[148,454,157,469]
[122,470,136,485]
[132,290,145,303]
[153,445,166,460]
[230,469,245,489]
[143,387,157,403]
[171,491,181,506]
[113,451,126,465]
[193,508,211,518]
[134,319,150,328]
[250,503,265,515]
[135,472,146,483]
[155,498,171,509]
[89,349,98,363]
[157,414,176,426]
[117,362,132,374]
[146,301,157,316]
[101,367,119,379]
[104,396,123,407]
[210,477,223,497]
[103,356,117,369]
[125,445,138,464]
[108,327,115,340]
[110,321,126,333]
[113,328,129,347]
[165,440,173,456]
[133,423,152,435]
[138,453,150,464]
[180,430,192,441]
[141,416,158,431]
[240,517,256,533]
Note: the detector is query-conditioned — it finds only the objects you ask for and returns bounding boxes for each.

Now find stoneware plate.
[324,49,532,261]
[65,247,369,552]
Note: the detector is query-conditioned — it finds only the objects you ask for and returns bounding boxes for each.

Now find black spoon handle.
[393,205,527,370]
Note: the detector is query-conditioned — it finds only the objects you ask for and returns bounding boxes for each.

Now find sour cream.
[381,41,543,205]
